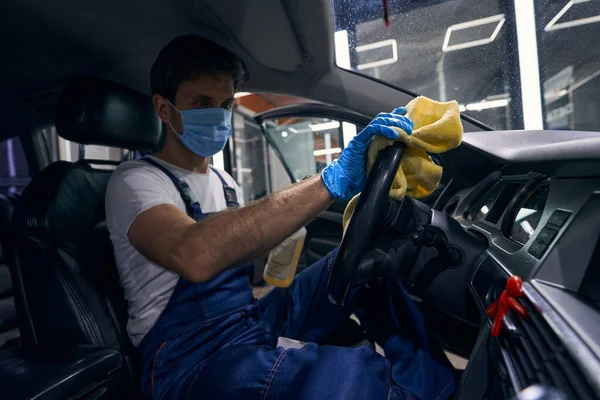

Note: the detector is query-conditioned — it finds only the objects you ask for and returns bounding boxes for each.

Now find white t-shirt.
[105,156,243,346]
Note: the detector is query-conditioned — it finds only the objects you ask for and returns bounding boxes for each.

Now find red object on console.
[383,0,390,27]
[486,275,528,337]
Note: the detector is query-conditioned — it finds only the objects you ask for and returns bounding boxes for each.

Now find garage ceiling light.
[544,0,600,32]
[356,39,398,70]
[314,148,342,156]
[442,14,506,52]
[309,121,340,132]
[289,127,312,134]
[466,99,509,111]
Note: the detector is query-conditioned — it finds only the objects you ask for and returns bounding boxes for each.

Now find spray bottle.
[263,227,307,288]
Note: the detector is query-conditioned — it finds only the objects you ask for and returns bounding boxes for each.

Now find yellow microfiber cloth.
[342,96,463,232]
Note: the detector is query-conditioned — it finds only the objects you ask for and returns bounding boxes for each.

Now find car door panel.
[304,204,346,266]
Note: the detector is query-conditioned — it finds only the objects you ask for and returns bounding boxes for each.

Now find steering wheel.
[327,142,408,305]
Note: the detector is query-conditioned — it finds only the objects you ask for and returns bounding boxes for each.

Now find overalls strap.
[141,157,203,220]
[141,158,239,217]
[209,167,239,208]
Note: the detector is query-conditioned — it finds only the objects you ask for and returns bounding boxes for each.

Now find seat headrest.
[56,75,163,151]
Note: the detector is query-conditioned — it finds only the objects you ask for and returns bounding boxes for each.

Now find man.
[106,35,455,400]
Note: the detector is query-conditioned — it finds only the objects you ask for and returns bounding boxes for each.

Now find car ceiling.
[1,0,488,143]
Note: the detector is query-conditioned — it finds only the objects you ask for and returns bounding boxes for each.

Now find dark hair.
[150,35,246,101]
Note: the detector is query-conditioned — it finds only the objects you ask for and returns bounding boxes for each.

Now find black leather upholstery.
[9,75,163,398]
[14,162,116,345]
[56,75,163,150]
[0,194,19,349]
[12,161,139,396]
[0,345,122,400]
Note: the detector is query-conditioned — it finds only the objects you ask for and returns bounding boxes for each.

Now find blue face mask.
[169,102,232,157]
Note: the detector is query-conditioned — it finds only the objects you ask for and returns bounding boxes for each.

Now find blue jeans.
[138,249,456,400]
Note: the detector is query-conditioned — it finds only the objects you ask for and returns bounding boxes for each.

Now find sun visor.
[198,0,304,72]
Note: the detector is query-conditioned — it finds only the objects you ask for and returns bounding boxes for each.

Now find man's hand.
[321,107,413,201]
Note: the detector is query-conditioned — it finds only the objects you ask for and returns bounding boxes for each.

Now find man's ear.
[153,94,171,124]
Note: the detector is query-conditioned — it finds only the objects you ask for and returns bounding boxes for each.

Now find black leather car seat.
[10,75,163,398]
[0,194,19,349]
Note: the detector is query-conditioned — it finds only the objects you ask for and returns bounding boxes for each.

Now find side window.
[230,111,269,202]
[35,126,126,165]
[0,137,30,194]
[262,117,363,182]
[58,136,126,165]
[231,92,363,198]
[232,92,319,201]
[83,145,126,161]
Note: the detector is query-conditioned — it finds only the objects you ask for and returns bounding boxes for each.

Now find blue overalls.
[137,158,456,400]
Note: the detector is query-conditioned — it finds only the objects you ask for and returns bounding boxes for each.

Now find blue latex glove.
[321,107,414,201]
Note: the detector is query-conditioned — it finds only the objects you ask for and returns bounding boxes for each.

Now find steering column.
[327,141,484,305]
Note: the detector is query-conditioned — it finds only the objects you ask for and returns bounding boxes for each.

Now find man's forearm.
[177,174,333,282]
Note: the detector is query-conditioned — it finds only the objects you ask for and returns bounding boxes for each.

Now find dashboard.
[445,172,600,306]
[426,130,600,399]
[450,172,563,272]
[439,172,600,399]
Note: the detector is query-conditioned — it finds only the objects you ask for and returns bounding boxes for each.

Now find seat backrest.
[0,194,19,349]
[14,162,118,346]
[10,75,163,397]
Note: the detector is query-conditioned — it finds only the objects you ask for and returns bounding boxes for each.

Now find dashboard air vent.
[497,297,595,399]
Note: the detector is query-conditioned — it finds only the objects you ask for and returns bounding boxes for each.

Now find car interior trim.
[525,281,600,396]
[499,174,548,244]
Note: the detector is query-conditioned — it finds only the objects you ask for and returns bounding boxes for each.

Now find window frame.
[0,136,33,194]
[254,103,372,183]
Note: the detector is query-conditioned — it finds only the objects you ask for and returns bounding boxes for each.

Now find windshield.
[332,0,600,131]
